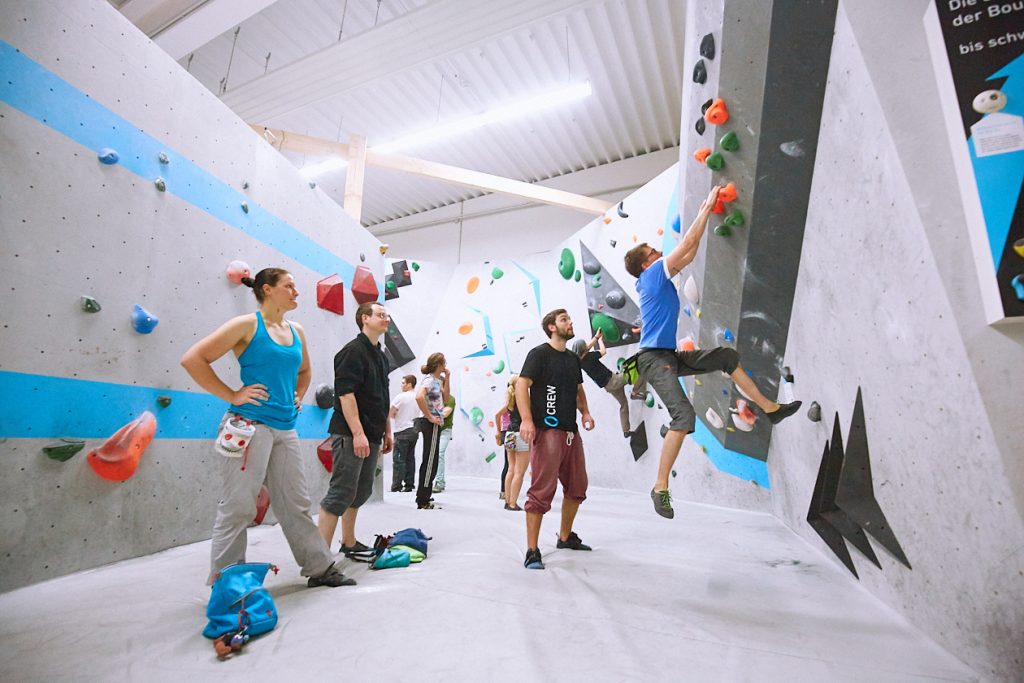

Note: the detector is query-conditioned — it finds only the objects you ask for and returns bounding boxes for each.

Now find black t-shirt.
[579,351,612,388]
[520,342,582,432]
[328,333,390,441]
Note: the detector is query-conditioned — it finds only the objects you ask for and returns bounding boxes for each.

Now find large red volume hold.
[316,274,345,315]
[351,266,379,304]
[87,411,157,481]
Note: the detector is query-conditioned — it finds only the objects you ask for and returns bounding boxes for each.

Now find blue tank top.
[233,312,302,430]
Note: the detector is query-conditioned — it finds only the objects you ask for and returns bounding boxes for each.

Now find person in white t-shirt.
[387,375,420,492]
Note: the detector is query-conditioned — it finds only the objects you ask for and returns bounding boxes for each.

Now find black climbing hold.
[156,395,172,408]
[308,181,316,189]
[782,366,794,383]
[241,180,250,189]
[692,59,707,84]
[671,469,677,478]
[700,33,715,60]
[154,177,166,192]
[701,98,714,115]
[80,296,101,313]
[158,152,170,164]
[43,439,86,462]
[616,201,629,219]
[659,424,669,438]
[807,401,821,422]
[609,240,617,248]
[695,117,705,135]
[359,253,366,262]
[240,202,249,214]
[315,384,335,410]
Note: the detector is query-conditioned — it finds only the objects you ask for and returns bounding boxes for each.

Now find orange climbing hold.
[458,322,473,335]
[466,276,480,294]
[735,399,757,425]
[603,217,612,225]
[718,182,737,203]
[87,411,157,481]
[678,336,696,352]
[694,148,712,164]
[711,199,726,214]
[705,99,729,125]
[253,485,271,525]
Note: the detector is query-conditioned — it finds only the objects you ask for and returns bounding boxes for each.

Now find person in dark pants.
[414,352,449,510]
[388,374,419,492]
[317,302,393,562]
[571,329,648,437]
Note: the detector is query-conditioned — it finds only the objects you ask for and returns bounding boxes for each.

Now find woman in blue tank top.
[181,267,353,588]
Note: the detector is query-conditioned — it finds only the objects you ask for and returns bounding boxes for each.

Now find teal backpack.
[203,563,279,641]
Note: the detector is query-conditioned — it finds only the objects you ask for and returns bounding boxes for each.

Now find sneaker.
[556,531,592,551]
[524,548,544,569]
[390,486,402,492]
[767,400,802,425]
[417,502,440,510]
[504,504,523,511]
[499,491,506,500]
[340,541,374,559]
[402,486,414,492]
[651,489,675,519]
[307,564,356,588]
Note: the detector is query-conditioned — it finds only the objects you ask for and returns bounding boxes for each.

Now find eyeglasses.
[375,312,390,319]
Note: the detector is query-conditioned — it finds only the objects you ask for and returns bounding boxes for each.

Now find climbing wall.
[0,1,385,592]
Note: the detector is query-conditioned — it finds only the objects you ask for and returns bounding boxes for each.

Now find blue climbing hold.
[97,148,119,165]
[131,304,159,334]
[1012,274,1024,301]
[723,329,734,343]
[682,305,692,318]
[671,215,681,233]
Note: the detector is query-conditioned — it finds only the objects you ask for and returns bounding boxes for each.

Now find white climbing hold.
[683,275,699,306]
[705,407,724,429]
[730,414,754,432]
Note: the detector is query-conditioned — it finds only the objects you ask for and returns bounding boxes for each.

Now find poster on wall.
[925,0,1024,324]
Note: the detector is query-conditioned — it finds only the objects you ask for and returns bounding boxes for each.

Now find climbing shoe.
[524,548,545,570]
[768,401,802,425]
[307,564,356,588]
[651,489,675,519]
[341,541,374,560]
[556,531,592,551]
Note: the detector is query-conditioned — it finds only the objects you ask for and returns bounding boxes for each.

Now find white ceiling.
[111,0,686,229]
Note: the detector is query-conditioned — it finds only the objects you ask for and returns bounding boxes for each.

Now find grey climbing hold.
[241,202,249,214]
[315,384,335,409]
[693,59,707,84]
[700,33,715,60]
[308,181,316,189]
[582,255,602,275]
[605,289,626,309]
[156,395,172,408]
[807,401,822,422]
[695,117,706,135]
[97,148,119,164]
[154,177,166,192]
[80,296,101,313]
[780,140,806,157]
[43,439,86,462]
[158,152,170,164]
[616,201,629,219]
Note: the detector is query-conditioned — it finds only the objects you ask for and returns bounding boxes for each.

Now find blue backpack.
[389,528,430,556]
[203,563,279,640]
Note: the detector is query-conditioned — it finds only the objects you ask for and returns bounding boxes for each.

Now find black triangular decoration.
[629,421,648,461]
[807,425,858,578]
[383,316,415,372]
[391,260,412,287]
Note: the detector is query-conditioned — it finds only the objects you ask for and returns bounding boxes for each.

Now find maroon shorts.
[524,428,588,514]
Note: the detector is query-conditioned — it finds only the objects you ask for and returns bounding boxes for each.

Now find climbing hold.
[80,295,102,313]
[590,274,603,288]
[154,177,167,192]
[226,260,251,285]
[1013,239,1024,258]
[695,308,701,318]
[705,408,724,429]
[605,289,626,310]
[972,89,1007,114]
[87,412,157,481]
[659,424,669,438]
[701,99,714,115]
[735,399,757,425]
[582,254,602,275]
[351,266,379,304]
[379,244,389,256]
[695,117,706,135]
[1011,274,1024,301]
[723,210,745,227]
[780,140,805,157]
[682,304,691,317]
[590,312,621,343]
[485,451,497,463]
[316,274,345,315]
[158,152,170,164]
[156,395,172,408]
[603,217,612,225]
[458,322,473,335]
[730,414,754,432]
[645,393,655,408]
[782,366,794,383]
[240,202,249,214]
[692,59,707,84]
[722,329,734,343]
[720,131,739,152]
[574,270,582,282]
[470,407,484,425]
[97,148,119,165]
[714,225,732,237]
[617,201,629,218]
[705,152,724,171]
[705,99,729,126]
[558,248,576,279]
[411,262,421,271]
[43,439,86,462]
[491,267,504,280]
[315,384,334,410]
[700,33,715,60]
[317,437,333,472]
[131,304,159,334]
[683,274,699,305]
[241,180,249,190]
[609,239,617,248]
[671,469,677,478]
[467,276,480,294]
[671,215,681,233]
[678,336,696,352]
[253,485,270,525]
[807,402,822,422]
[711,199,726,214]
[359,253,366,262]
[308,181,316,189]
[695,378,702,386]
[493,360,506,374]
[694,148,711,164]
[718,182,737,203]
[385,279,397,295]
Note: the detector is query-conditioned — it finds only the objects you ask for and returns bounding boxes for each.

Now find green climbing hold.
[591,274,603,288]
[470,407,484,425]
[491,267,504,280]
[616,357,626,372]
[241,202,249,214]
[80,296,101,313]
[411,262,421,271]
[720,131,739,152]
[156,395,172,408]
[158,152,170,164]
[485,451,497,463]
[558,248,576,279]
[590,312,621,343]
[705,152,724,171]
[574,270,582,282]
[493,360,506,374]
[723,210,745,227]
[43,439,86,462]
[645,393,655,408]
[386,280,397,292]
[154,177,166,192]
[714,225,732,237]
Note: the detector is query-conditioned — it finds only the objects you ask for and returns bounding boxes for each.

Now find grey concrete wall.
[0,1,384,592]
[768,2,1024,680]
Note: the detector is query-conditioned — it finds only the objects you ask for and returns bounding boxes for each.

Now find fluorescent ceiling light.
[298,81,592,178]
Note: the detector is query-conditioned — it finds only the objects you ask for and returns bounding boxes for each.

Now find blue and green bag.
[203,563,279,640]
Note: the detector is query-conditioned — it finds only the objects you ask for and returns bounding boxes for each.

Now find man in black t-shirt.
[516,308,596,570]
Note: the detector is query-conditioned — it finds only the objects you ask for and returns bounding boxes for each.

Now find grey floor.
[0,476,976,682]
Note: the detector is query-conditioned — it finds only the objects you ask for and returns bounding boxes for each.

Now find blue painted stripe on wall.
[0,371,331,440]
[0,41,382,293]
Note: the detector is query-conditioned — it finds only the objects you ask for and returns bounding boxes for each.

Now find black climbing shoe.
[341,541,374,560]
[524,548,545,570]
[307,564,356,588]
[556,531,592,551]
[768,401,802,425]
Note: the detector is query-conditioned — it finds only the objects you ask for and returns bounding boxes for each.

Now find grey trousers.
[208,415,334,584]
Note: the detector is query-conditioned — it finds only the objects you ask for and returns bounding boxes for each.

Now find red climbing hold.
[705,99,729,126]
[711,199,726,214]
[718,182,737,203]
[693,148,712,164]
[351,266,379,304]
[316,274,345,315]
[87,411,157,481]
[253,485,270,525]
[317,437,333,473]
